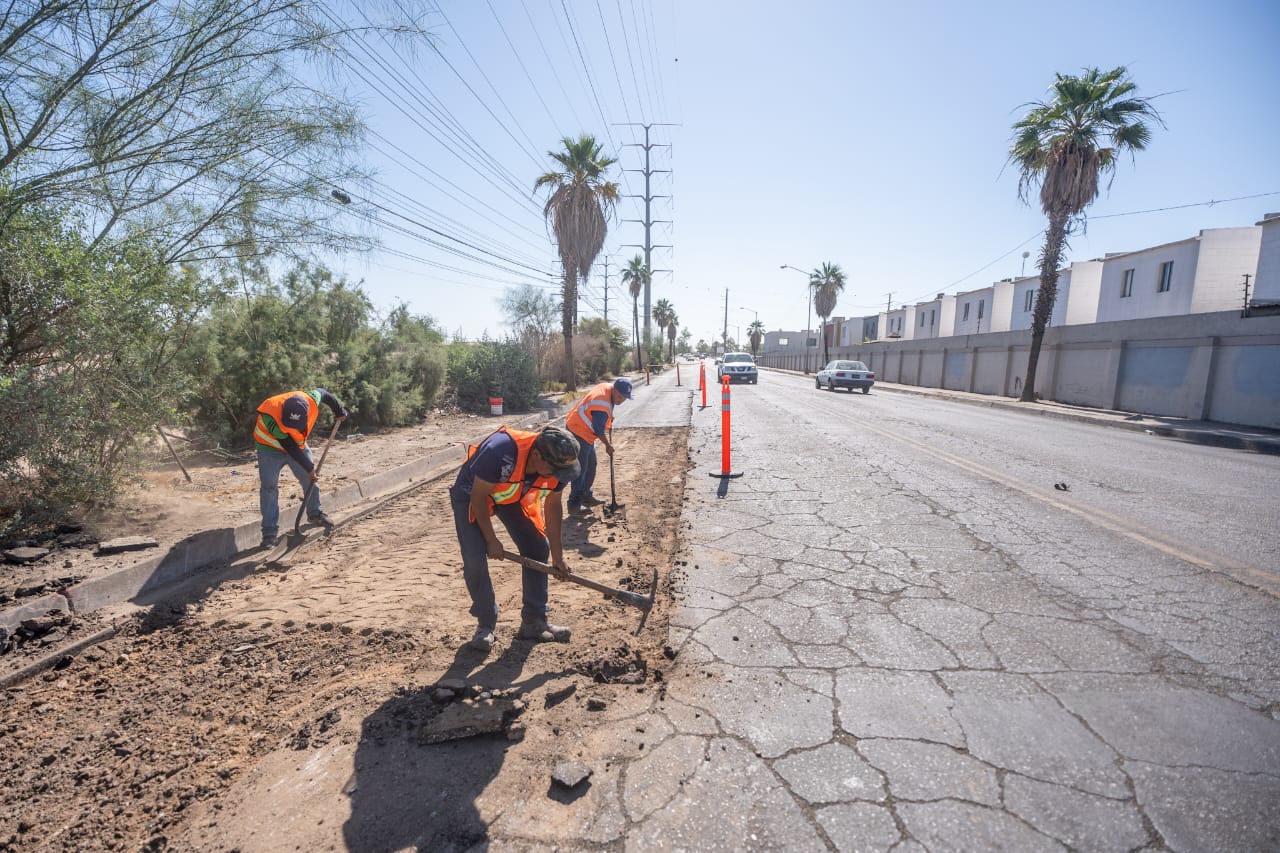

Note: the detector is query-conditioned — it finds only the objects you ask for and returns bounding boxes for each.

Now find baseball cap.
[612,377,633,399]
[534,425,581,483]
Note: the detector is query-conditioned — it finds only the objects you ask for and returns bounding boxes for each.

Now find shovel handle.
[500,551,653,611]
[292,418,343,534]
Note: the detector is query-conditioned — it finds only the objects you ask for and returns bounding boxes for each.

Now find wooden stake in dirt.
[157,427,192,483]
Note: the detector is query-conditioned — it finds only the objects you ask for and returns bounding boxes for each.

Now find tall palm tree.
[747,320,765,357]
[666,313,679,360]
[620,255,649,370]
[809,261,846,365]
[1009,66,1161,402]
[535,133,619,389]
[652,298,674,362]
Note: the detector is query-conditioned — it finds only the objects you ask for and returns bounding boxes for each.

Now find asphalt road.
[609,365,1280,851]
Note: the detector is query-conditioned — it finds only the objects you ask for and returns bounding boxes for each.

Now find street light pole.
[780,264,813,373]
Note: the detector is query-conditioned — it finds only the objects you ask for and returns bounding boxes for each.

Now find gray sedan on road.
[816,360,875,393]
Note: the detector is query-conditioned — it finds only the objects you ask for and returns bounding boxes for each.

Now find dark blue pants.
[568,435,598,507]
[450,490,550,627]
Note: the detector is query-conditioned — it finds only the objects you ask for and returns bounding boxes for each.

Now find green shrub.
[447,339,539,414]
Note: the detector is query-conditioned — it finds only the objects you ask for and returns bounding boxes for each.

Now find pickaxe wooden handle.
[501,551,656,613]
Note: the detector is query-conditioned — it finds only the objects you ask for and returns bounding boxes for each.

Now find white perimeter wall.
[760,311,1280,429]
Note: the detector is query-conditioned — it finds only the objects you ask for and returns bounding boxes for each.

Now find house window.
[1121,268,1134,298]
[963,303,970,321]
[930,309,936,327]
[778,337,789,346]
[978,299,984,319]
[1024,289,1037,312]
[1157,261,1173,292]
[920,313,926,327]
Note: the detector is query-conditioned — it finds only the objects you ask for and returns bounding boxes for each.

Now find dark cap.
[534,425,581,483]
[612,377,633,399]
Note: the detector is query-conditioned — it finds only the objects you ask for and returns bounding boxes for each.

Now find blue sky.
[327,0,1280,346]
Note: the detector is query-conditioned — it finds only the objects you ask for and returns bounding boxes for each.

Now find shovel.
[263,419,342,564]
[501,551,657,634]
[603,427,624,516]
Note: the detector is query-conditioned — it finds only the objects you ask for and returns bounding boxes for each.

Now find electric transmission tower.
[616,122,676,339]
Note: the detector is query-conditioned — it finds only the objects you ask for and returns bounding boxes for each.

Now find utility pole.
[602,256,611,326]
[885,293,894,313]
[1242,273,1253,318]
[723,289,730,350]
[617,122,676,341]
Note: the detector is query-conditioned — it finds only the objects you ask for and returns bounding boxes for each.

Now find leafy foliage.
[1009,66,1161,400]
[501,283,561,378]
[0,0,390,269]
[180,264,446,448]
[810,262,847,364]
[535,134,619,388]
[447,339,540,415]
[0,201,211,535]
[620,255,649,369]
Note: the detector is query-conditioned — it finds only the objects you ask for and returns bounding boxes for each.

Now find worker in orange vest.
[564,377,633,515]
[254,388,347,548]
[450,424,581,653]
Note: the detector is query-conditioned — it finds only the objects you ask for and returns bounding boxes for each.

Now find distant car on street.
[816,360,875,393]
[717,352,758,384]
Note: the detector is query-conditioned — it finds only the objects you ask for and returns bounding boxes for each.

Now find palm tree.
[621,255,649,369]
[652,298,675,363]
[1009,66,1161,402]
[747,320,765,357]
[535,134,619,389]
[809,261,846,365]
[666,313,679,360]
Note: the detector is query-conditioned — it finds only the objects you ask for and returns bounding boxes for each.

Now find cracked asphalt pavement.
[580,367,1280,851]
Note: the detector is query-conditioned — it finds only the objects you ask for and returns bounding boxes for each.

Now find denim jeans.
[568,435,598,507]
[451,489,549,626]
[258,447,321,539]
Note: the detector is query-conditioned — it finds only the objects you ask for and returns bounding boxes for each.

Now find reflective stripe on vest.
[565,383,614,443]
[254,390,320,452]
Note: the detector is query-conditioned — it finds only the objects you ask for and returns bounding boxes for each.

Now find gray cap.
[535,425,581,483]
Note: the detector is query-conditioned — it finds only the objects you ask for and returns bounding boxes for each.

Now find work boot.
[260,534,279,550]
[581,494,605,507]
[307,512,335,529]
[517,618,571,643]
[567,504,592,517]
[465,624,495,653]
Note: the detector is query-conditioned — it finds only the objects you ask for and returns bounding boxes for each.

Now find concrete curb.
[1,412,557,636]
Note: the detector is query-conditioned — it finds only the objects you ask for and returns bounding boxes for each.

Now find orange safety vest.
[565,382,615,444]
[465,427,560,535]
[254,391,319,452]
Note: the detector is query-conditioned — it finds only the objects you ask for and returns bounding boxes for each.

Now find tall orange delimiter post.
[709,374,743,479]
[699,363,707,409]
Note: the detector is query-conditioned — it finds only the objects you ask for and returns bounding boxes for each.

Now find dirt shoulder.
[0,423,688,851]
[1,410,534,624]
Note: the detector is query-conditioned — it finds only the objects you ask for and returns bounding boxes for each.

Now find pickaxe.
[501,551,657,634]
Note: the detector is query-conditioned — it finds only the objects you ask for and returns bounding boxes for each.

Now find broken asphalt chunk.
[551,761,592,789]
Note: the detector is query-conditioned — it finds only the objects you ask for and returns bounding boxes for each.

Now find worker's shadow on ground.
[128,529,268,632]
[342,641,572,852]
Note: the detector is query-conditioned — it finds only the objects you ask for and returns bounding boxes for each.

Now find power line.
[429,1,546,170]
[485,0,559,130]
[1087,189,1280,220]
